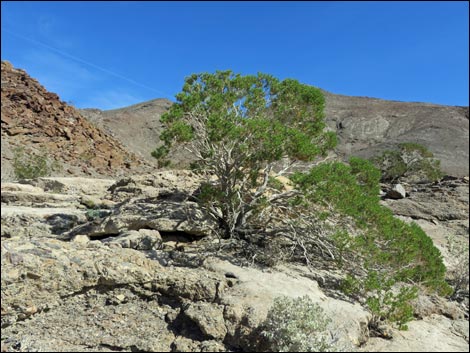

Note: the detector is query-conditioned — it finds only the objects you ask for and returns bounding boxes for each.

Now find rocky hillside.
[1,62,468,352]
[81,99,173,164]
[1,61,151,181]
[1,173,468,352]
[80,89,469,176]
[323,91,469,177]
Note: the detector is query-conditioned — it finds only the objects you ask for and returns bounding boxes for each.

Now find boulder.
[68,199,216,238]
[385,183,407,199]
[184,302,227,340]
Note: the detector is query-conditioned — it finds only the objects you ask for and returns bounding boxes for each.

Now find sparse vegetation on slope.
[12,147,60,180]
[372,142,443,183]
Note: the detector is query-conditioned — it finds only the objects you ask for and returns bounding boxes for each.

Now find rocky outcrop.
[2,172,468,352]
[381,177,469,270]
[361,314,469,352]
[1,61,151,181]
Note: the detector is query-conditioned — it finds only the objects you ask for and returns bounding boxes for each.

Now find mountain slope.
[323,91,469,177]
[1,61,150,181]
[81,90,469,177]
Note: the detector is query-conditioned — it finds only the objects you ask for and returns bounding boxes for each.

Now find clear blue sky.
[1,1,468,109]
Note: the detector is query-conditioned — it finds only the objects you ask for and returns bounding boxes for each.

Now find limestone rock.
[108,171,203,202]
[361,315,469,352]
[184,302,227,340]
[204,258,370,349]
[102,229,162,250]
[24,177,115,197]
[68,199,215,238]
[1,206,87,238]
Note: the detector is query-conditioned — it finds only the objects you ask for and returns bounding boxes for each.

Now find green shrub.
[261,295,337,352]
[366,286,418,331]
[12,147,59,180]
[398,142,433,157]
[291,158,451,328]
[372,143,442,182]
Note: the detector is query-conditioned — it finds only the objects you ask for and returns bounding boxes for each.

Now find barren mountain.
[323,91,469,177]
[81,98,172,164]
[81,89,469,177]
[1,61,151,181]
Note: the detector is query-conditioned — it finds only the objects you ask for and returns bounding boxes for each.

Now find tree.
[154,70,336,239]
[372,142,442,183]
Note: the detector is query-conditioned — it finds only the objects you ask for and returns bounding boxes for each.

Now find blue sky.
[1,1,468,109]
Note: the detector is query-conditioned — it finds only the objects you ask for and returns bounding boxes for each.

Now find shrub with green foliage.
[154,70,336,239]
[12,147,59,180]
[291,158,451,328]
[372,142,443,182]
[261,295,337,352]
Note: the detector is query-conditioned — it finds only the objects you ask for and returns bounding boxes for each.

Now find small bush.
[12,147,59,180]
[261,295,337,352]
[372,143,442,182]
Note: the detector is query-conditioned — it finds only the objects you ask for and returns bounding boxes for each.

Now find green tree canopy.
[154,70,336,238]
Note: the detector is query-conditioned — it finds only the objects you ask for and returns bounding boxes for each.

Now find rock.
[1,206,87,238]
[385,183,407,199]
[361,315,469,352]
[68,199,216,238]
[203,258,370,349]
[199,340,227,352]
[1,61,149,182]
[80,195,116,209]
[412,294,466,320]
[108,172,203,202]
[1,236,161,327]
[154,267,226,302]
[1,190,81,208]
[24,177,115,197]
[1,182,44,193]
[71,234,89,245]
[184,302,227,340]
[102,229,162,250]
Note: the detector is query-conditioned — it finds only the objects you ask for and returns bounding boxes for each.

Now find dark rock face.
[1,61,150,181]
[322,91,469,177]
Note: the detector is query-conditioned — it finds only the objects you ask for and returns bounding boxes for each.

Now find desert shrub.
[372,142,443,182]
[291,158,451,328]
[12,147,59,180]
[366,285,418,331]
[261,295,337,352]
